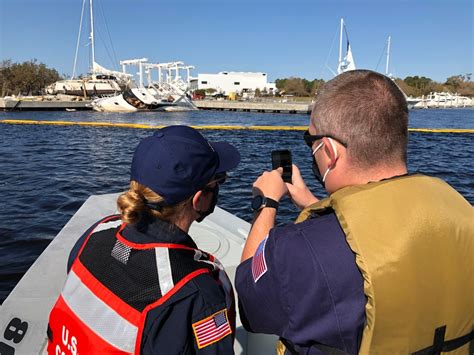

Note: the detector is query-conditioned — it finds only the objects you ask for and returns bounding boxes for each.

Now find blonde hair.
[117,181,191,225]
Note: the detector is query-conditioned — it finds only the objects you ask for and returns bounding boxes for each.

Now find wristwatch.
[251,195,279,211]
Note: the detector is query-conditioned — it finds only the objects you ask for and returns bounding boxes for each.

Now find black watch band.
[251,195,279,211]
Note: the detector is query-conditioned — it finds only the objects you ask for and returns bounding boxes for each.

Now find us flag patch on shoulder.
[192,309,232,349]
[252,237,268,282]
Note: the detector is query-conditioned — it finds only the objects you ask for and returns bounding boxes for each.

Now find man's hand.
[252,168,288,202]
[286,164,319,210]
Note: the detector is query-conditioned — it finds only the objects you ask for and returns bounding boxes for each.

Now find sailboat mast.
[89,0,96,70]
[385,35,391,76]
[338,18,343,66]
[72,0,87,79]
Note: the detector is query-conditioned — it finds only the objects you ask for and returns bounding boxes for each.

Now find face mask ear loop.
[322,138,339,182]
[312,141,324,156]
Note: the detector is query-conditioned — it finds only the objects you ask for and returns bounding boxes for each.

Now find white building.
[191,71,277,95]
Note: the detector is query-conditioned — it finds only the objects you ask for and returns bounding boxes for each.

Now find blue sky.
[1,0,472,82]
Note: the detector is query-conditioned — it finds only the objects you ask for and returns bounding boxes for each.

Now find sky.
[0,0,472,83]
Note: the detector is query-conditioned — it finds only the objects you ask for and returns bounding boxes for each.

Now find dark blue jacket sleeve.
[234,226,291,336]
[236,214,366,354]
[141,274,234,354]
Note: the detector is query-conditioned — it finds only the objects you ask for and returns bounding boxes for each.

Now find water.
[0,109,473,303]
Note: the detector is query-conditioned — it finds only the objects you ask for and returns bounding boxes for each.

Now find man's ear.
[322,137,339,168]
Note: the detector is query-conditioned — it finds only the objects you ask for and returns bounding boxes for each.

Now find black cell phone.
[271,149,292,183]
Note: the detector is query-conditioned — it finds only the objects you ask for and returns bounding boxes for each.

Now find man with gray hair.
[236,70,473,354]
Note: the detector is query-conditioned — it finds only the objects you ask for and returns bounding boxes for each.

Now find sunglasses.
[303,130,348,148]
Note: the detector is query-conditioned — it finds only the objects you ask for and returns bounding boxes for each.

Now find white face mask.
[312,138,338,184]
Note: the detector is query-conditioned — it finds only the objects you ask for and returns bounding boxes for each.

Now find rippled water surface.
[0,109,473,302]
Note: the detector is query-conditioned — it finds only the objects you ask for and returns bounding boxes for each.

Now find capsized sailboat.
[91,59,197,112]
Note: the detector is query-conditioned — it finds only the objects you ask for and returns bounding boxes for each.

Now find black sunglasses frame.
[205,172,227,187]
[303,130,348,148]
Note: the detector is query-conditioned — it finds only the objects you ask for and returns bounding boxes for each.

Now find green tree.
[282,77,308,96]
[403,76,438,96]
[275,78,287,91]
[310,79,325,95]
[445,75,464,92]
[0,59,62,96]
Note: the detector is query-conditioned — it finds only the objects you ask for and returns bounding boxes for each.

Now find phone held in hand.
[271,149,292,183]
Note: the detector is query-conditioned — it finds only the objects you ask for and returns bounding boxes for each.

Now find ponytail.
[117,181,190,225]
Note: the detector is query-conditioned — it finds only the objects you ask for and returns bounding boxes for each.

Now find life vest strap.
[411,328,474,355]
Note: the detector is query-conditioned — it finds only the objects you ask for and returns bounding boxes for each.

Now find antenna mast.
[338,18,343,67]
[385,36,391,76]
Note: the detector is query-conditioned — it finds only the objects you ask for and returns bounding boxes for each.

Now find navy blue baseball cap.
[130,125,240,204]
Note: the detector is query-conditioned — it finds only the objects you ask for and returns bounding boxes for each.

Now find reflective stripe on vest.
[155,248,174,294]
[62,269,138,353]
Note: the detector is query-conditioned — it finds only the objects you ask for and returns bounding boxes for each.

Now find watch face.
[251,195,263,210]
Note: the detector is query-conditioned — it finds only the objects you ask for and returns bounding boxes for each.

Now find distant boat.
[46,0,131,97]
[337,18,357,75]
[414,92,473,109]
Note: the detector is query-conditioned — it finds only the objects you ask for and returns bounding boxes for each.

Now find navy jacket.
[68,217,234,355]
[235,211,366,354]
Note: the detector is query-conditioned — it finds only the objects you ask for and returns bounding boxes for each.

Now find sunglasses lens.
[304,130,314,147]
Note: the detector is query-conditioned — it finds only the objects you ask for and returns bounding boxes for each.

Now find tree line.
[276,74,474,97]
[0,59,62,97]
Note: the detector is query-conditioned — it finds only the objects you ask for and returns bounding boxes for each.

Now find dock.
[0,97,312,113]
[0,97,92,111]
[195,100,312,114]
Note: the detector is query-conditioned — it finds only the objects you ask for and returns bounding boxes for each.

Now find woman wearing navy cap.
[47,125,240,355]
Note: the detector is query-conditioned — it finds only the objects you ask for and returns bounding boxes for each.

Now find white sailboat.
[336,18,357,75]
[381,35,421,108]
[46,0,131,97]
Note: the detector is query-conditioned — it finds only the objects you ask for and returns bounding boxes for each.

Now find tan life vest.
[293,174,473,354]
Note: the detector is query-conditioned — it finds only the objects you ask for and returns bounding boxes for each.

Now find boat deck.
[0,194,278,354]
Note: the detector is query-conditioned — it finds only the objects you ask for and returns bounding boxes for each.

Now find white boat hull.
[92,87,197,112]
[413,92,473,109]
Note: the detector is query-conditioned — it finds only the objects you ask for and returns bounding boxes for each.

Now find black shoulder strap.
[280,337,349,355]
[412,327,474,355]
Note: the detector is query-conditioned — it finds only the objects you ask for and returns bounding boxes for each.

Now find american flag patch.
[192,309,232,349]
[252,237,268,282]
